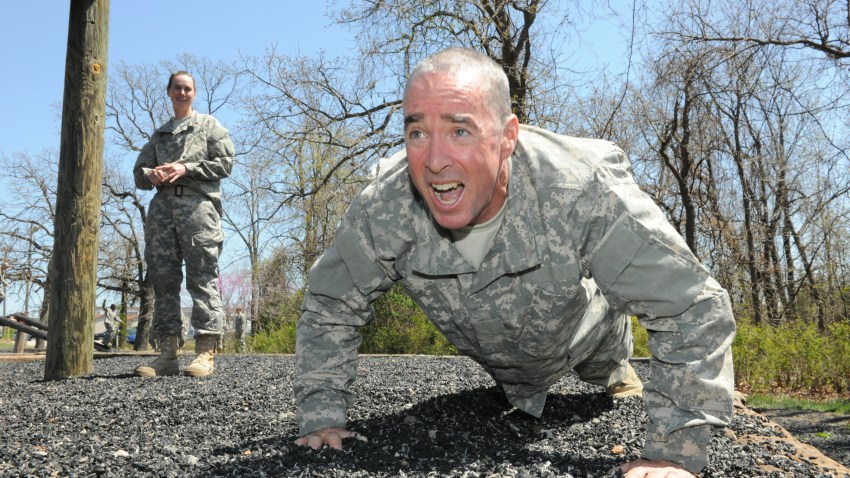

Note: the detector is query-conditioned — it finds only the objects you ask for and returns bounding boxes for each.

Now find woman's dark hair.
[167,70,195,91]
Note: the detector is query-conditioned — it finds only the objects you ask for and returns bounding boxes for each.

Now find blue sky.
[0,1,349,155]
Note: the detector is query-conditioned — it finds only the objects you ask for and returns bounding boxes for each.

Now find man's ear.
[500,115,520,159]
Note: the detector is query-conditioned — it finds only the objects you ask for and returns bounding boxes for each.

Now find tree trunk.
[44,0,110,380]
[118,280,128,348]
[731,114,761,324]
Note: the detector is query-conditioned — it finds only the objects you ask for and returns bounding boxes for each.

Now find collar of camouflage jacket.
[160,110,201,135]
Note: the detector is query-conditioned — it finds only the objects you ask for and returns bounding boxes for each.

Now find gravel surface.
[750,407,850,474]
[0,354,847,477]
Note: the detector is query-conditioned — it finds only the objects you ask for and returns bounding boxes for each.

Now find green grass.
[746,394,850,414]
[631,316,649,357]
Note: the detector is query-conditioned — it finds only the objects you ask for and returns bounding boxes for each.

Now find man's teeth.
[433,182,460,191]
[432,182,462,204]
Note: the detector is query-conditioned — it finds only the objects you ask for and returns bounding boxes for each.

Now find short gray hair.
[405,48,512,122]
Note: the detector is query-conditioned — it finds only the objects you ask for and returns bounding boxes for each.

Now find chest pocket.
[401,274,478,355]
[155,127,207,164]
[487,265,587,359]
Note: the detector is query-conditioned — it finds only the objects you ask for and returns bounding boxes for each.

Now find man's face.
[168,74,196,110]
[403,72,518,230]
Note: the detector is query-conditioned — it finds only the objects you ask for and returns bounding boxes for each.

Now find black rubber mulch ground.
[0,355,847,477]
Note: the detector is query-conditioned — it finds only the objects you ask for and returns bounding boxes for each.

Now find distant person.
[233,307,246,353]
[293,48,735,478]
[133,70,234,377]
[0,261,9,311]
[99,300,117,350]
[0,261,8,338]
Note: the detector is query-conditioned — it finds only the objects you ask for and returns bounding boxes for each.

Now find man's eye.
[408,130,424,140]
[453,128,470,137]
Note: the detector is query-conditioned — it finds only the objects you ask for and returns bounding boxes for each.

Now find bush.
[249,289,302,353]
[249,285,456,356]
[633,312,850,397]
[733,319,850,395]
[361,284,456,355]
[631,316,650,357]
[250,320,297,354]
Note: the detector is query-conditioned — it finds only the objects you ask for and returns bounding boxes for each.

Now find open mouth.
[432,182,463,206]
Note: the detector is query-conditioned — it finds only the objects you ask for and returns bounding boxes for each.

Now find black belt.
[157,185,202,196]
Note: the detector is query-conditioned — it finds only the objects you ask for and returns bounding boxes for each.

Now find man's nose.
[425,137,452,173]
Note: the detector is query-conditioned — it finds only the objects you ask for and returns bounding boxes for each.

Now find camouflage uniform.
[294,125,735,473]
[233,311,246,352]
[0,267,6,306]
[133,111,234,341]
[102,304,117,348]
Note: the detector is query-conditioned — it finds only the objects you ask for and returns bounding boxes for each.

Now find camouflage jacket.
[295,125,735,472]
[133,110,234,213]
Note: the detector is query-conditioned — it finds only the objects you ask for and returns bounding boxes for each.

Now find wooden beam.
[44,0,110,380]
[6,313,48,331]
[0,316,49,341]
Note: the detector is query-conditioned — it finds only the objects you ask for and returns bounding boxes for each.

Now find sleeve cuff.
[136,168,154,190]
[641,424,712,473]
[297,391,349,436]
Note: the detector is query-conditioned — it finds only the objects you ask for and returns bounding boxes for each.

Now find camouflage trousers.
[572,310,634,387]
[145,191,225,339]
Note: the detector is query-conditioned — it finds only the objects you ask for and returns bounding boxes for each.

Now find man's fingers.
[307,433,324,450]
[325,431,344,450]
[616,458,695,478]
[293,429,365,451]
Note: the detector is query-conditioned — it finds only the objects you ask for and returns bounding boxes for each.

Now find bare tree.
[645,0,850,328]
[332,0,591,124]
[666,0,850,64]
[98,159,156,349]
[237,50,402,293]
[0,151,58,323]
[220,146,291,328]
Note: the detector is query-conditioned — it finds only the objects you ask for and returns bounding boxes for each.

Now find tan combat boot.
[183,334,217,377]
[606,362,644,398]
[134,336,181,377]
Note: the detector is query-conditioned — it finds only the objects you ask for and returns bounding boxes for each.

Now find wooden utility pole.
[45,0,110,380]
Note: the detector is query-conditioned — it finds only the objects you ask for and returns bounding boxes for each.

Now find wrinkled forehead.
[405,69,480,98]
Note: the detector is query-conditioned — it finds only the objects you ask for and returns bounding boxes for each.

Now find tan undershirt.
[172,115,191,128]
[450,200,507,269]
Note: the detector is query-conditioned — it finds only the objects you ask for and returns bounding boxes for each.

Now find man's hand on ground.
[616,458,696,477]
[294,427,365,450]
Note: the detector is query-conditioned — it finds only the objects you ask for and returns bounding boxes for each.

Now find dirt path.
[737,401,850,477]
[755,408,850,464]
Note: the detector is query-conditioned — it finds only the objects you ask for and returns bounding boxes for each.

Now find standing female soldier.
[133,71,234,377]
